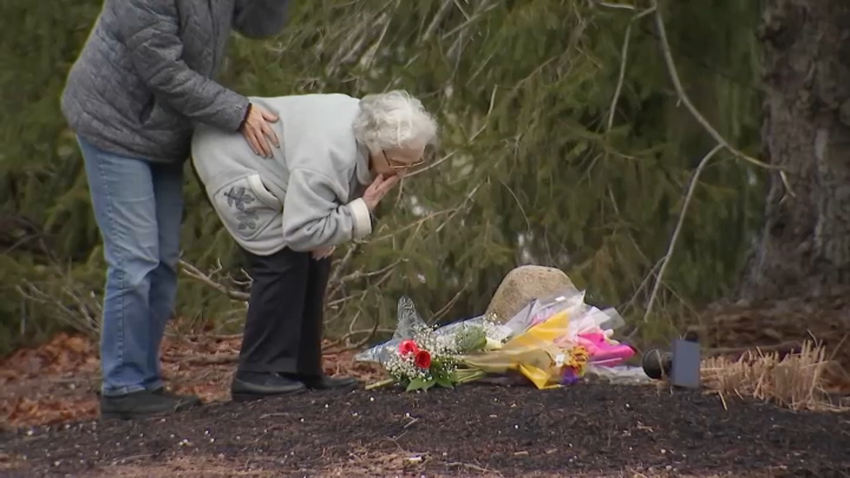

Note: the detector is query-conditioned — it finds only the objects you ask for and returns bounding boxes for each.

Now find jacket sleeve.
[233,0,291,39]
[115,0,250,131]
[281,168,372,252]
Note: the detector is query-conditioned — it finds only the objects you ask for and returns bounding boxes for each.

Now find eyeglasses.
[383,150,425,170]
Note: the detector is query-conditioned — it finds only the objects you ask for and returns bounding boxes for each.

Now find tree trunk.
[739,0,850,302]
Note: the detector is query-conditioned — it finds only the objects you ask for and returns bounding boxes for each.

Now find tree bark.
[739,0,850,302]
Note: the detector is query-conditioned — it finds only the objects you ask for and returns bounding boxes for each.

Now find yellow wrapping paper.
[457,309,587,389]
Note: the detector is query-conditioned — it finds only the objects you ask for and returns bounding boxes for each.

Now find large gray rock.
[485,265,576,323]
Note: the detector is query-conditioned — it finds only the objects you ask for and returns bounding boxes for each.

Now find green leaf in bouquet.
[451,368,487,384]
[406,377,435,392]
[436,376,455,389]
[364,378,396,390]
[454,324,487,353]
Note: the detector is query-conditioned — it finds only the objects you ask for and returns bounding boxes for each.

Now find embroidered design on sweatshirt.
[224,186,258,231]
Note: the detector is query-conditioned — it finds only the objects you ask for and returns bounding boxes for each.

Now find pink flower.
[398,340,419,356]
[414,350,432,369]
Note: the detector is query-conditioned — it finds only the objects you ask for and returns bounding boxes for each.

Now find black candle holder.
[641,349,672,380]
[641,335,701,389]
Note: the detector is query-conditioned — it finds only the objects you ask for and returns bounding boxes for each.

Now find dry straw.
[700,340,846,412]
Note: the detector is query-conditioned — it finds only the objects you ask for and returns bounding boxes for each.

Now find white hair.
[352,90,438,152]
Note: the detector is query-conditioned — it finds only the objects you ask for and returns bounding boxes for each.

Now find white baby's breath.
[384,323,463,384]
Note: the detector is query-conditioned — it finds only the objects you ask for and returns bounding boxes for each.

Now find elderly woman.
[191,90,438,401]
[60,0,290,419]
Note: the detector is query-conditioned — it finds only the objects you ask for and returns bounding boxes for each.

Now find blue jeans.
[78,137,184,397]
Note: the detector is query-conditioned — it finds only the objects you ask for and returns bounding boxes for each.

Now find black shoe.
[151,386,202,406]
[289,374,359,390]
[100,389,199,420]
[231,372,306,402]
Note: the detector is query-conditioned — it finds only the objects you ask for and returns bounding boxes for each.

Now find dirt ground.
[1,333,849,477]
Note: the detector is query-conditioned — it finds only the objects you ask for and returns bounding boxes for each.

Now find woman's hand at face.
[362,174,400,211]
[240,103,280,158]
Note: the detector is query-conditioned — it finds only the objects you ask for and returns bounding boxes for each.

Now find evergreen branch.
[651,0,789,188]
[435,181,483,233]
[594,0,773,326]
[643,144,724,323]
[638,0,795,325]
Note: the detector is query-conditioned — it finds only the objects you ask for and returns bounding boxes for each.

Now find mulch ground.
[3,384,850,477]
[1,334,850,477]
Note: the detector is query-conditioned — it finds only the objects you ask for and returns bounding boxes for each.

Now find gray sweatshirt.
[191,93,374,256]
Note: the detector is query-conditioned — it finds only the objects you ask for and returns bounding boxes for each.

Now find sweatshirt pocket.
[211,173,282,242]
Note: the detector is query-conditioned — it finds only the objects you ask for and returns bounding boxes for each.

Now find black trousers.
[237,247,331,376]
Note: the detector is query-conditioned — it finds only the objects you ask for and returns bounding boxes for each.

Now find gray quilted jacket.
[61,0,290,163]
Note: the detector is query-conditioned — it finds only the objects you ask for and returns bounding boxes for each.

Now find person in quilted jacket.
[60,0,291,420]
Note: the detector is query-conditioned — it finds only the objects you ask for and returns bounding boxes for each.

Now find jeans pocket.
[212,174,281,241]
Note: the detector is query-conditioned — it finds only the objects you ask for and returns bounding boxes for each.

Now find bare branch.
[405,151,456,179]
[324,326,396,354]
[431,281,471,324]
[606,6,656,131]
[371,209,456,242]
[421,0,455,43]
[591,0,640,12]
[643,144,724,323]
[337,259,403,284]
[178,260,250,301]
[16,279,101,337]
[328,244,360,287]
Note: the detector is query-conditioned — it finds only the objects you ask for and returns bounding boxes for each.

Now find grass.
[700,340,847,412]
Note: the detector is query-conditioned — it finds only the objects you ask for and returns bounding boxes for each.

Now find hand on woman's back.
[240,103,280,158]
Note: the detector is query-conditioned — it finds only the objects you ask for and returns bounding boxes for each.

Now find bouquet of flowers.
[357,288,636,391]
[363,298,503,391]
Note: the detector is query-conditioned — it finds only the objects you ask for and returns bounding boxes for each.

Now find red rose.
[414,350,432,369]
[398,340,419,356]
